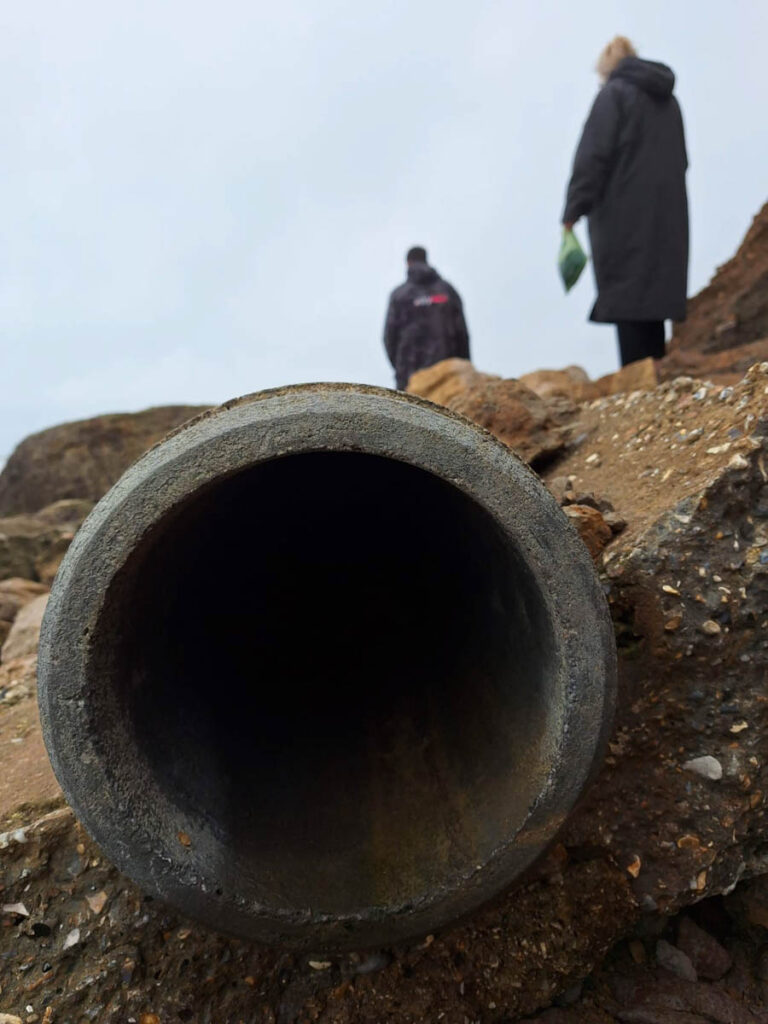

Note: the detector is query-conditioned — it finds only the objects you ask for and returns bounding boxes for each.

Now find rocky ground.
[0,362,766,1022]
[1,206,768,1021]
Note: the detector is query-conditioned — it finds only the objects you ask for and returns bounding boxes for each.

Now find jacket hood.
[407,261,439,285]
[611,56,675,98]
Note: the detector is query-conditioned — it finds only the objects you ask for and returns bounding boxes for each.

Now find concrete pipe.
[38,384,616,951]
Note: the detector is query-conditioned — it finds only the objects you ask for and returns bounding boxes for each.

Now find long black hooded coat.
[563,57,689,323]
[383,262,470,389]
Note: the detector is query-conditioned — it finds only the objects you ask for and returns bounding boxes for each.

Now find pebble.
[86,891,109,915]
[683,755,723,781]
[0,1015,24,1024]
[353,951,391,975]
[625,855,642,878]
[699,619,721,635]
[308,960,332,970]
[728,452,750,470]
[628,940,646,963]
[1,903,29,918]
[62,927,81,950]
[656,939,697,981]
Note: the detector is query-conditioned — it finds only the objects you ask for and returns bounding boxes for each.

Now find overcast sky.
[2,0,766,461]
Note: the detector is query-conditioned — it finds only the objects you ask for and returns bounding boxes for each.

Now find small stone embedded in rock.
[139,1015,161,1024]
[699,619,722,635]
[86,891,108,915]
[62,927,81,950]
[655,938,697,981]
[664,615,683,632]
[628,940,646,964]
[683,755,723,781]
[730,720,748,733]
[585,452,601,466]
[177,831,191,847]
[0,1015,24,1024]
[676,834,704,852]
[308,960,333,970]
[2,903,29,918]
[625,855,641,878]
[728,452,750,470]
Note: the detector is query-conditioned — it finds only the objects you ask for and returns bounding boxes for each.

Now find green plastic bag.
[558,227,588,292]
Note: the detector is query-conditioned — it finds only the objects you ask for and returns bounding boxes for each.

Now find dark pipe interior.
[93,453,556,914]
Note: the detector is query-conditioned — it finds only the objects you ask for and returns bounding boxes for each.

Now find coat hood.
[611,57,675,99]
[407,262,440,285]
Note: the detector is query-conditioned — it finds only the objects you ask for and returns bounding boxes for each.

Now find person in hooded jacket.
[383,246,470,390]
[563,36,689,367]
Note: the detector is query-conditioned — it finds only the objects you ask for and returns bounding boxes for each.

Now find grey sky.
[2,0,767,461]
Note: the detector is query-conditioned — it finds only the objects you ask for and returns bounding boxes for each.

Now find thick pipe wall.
[38,384,616,950]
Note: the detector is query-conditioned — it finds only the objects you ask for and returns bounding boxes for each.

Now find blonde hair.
[596,36,637,80]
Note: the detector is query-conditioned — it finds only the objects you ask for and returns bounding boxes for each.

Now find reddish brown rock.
[408,358,578,467]
[406,357,482,407]
[670,201,768,357]
[595,357,658,397]
[518,365,591,401]
[563,503,613,560]
[659,336,768,386]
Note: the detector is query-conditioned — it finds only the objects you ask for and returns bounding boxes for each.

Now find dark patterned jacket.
[384,262,470,389]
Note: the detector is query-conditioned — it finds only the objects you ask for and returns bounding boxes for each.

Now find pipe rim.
[38,383,616,949]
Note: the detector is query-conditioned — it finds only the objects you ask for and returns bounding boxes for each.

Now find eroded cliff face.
[670,201,768,357]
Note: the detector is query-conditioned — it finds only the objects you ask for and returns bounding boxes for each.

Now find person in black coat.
[563,36,689,367]
[383,247,470,390]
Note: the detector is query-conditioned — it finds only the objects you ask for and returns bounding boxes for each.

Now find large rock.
[517,365,591,401]
[544,364,768,921]
[660,335,768,386]
[520,359,658,403]
[1,593,48,663]
[0,499,93,584]
[408,358,579,467]
[0,405,208,516]
[0,578,48,652]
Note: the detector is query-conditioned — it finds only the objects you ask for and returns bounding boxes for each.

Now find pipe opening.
[90,452,557,916]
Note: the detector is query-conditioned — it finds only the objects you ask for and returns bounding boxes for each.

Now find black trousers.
[616,321,666,367]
